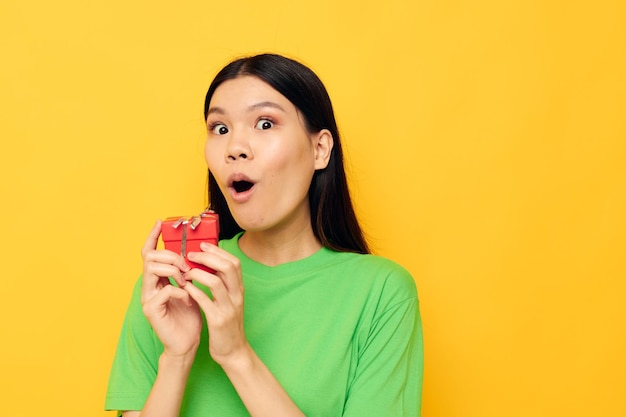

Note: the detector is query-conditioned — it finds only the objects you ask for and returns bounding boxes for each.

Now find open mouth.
[232,180,254,193]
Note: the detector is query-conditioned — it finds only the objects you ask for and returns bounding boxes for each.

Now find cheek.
[269,149,315,190]
[204,139,220,169]
[266,147,303,179]
[204,139,212,163]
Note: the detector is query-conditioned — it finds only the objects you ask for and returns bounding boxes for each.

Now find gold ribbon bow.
[170,210,211,257]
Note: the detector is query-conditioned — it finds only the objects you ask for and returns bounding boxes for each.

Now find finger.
[141,222,191,274]
[142,274,172,304]
[184,281,220,317]
[142,285,194,317]
[144,249,191,274]
[141,221,162,259]
[188,252,242,305]
[188,244,243,296]
[143,262,186,288]
[184,268,232,308]
[200,241,241,264]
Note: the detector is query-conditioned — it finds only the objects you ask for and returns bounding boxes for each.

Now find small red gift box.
[161,211,220,273]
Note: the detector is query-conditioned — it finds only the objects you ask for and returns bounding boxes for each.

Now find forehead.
[209,75,294,112]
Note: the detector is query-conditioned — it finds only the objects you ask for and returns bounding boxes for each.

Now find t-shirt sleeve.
[104,276,162,413]
[342,268,424,417]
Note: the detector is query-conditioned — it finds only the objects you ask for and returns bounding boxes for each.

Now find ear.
[312,129,334,170]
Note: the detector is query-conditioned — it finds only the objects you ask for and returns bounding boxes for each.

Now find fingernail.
[200,242,211,250]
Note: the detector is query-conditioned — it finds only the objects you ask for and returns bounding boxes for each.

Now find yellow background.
[1,0,624,415]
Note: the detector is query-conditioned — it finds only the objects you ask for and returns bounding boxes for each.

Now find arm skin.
[222,345,306,417]
[122,350,196,417]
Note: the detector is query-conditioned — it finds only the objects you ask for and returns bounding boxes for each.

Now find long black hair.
[204,53,370,254]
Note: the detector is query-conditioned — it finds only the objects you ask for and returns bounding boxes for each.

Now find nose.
[225,128,253,162]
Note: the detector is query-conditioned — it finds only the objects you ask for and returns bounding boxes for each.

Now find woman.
[105,53,423,417]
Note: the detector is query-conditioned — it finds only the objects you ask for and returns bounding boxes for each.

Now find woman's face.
[205,76,331,235]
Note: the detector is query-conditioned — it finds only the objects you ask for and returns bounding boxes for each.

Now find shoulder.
[326,250,418,301]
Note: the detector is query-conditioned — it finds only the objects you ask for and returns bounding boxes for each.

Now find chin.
[229,213,268,233]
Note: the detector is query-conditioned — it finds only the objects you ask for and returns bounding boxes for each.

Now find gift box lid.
[161,212,219,242]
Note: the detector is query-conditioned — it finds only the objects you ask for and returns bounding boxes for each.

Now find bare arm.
[121,350,196,417]
[220,345,306,417]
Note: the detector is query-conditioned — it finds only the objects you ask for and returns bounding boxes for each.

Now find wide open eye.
[209,123,229,135]
[255,119,273,130]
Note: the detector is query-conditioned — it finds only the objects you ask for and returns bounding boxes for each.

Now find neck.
[238,223,322,267]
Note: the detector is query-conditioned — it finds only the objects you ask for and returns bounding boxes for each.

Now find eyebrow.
[247,101,286,113]
[206,101,287,116]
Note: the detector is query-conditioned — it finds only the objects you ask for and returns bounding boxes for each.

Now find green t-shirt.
[105,234,423,416]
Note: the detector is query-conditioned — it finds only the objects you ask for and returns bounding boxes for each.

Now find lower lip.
[228,185,255,203]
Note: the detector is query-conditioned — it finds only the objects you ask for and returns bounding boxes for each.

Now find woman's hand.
[141,221,202,358]
[182,242,249,366]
